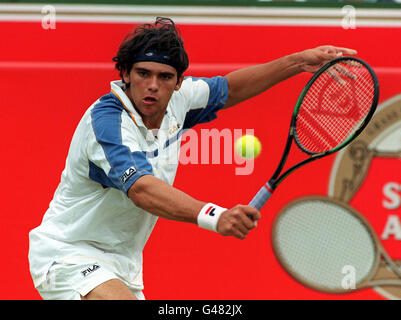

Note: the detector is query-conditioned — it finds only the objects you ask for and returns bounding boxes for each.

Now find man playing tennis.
[28,17,356,300]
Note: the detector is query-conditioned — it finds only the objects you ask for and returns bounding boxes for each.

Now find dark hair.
[112,17,189,86]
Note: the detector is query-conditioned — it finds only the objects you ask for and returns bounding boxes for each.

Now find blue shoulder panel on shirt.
[88,160,116,189]
[183,76,228,129]
[90,94,153,194]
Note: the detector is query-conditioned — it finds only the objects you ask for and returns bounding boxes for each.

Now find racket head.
[292,57,379,155]
[272,196,381,293]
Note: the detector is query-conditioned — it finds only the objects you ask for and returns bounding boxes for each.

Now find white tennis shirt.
[28,77,228,289]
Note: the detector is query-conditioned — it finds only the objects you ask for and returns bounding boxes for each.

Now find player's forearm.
[223,52,303,109]
[128,175,206,223]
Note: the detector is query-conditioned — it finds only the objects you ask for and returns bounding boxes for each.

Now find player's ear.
[122,69,130,85]
[175,74,184,91]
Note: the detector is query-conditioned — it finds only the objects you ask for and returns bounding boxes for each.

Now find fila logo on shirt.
[120,166,137,184]
[81,264,100,277]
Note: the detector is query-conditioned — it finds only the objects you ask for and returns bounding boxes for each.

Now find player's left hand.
[298,45,357,73]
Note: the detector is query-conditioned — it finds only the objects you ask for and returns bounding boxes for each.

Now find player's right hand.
[216,205,261,240]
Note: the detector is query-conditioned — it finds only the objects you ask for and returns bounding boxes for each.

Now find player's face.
[123,61,183,128]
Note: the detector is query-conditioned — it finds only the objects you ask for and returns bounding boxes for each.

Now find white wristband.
[197,203,227,232]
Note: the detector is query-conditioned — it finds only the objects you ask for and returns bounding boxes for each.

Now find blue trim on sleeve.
[90,95,154,194]
[183,76,228,129]
[122,151,154,193]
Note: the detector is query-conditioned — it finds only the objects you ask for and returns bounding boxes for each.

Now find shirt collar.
[110,80,146,128]
[109,80,176,132]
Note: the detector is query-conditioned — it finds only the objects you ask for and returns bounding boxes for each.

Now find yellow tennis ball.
[235,135,262,159]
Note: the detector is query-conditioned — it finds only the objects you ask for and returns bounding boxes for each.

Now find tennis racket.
[272,196,401,293]
[248,57,379,210]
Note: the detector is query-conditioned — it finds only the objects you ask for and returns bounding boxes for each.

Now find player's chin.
[138,104,160,116]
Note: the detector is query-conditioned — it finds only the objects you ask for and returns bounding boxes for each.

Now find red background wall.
[1,20,401,299]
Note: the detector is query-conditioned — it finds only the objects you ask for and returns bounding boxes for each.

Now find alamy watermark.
[341,265,356,290]
[157,128,257,176]
[41,5,56,30]
[342,5,356,30]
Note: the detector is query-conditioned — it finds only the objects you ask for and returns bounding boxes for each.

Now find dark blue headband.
[133,49,178,71]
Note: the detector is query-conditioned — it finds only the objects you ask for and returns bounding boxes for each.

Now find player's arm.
[128,175,260,239]
[223,45,357,109]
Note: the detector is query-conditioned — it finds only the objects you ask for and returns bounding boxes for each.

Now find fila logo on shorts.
[81,264,101,277]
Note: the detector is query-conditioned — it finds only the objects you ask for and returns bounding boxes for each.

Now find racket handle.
[248,183,273,210]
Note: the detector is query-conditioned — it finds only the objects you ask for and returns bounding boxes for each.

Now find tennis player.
[28,17,356,300]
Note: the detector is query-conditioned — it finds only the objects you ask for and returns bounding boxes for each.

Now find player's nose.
[147,75,159,92]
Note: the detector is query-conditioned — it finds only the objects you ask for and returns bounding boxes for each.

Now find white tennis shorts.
[36,260,145,300]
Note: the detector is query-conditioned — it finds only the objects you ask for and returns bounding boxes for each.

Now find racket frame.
[269,57,379,190]
[272,196,401,293]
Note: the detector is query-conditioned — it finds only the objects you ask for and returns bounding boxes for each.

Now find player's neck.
[124,88,165,129]
[143,116,164,130]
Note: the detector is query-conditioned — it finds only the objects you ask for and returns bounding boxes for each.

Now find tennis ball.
[235,134,262,159]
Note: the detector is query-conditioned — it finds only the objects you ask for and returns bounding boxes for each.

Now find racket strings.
[274,200,377,290]
[296,61,375,153]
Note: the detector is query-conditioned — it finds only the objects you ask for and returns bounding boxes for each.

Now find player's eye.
[160,73,174,80]
[138,71,148,77]
[136,69,150,78]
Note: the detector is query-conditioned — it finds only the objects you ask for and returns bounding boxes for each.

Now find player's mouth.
[143,96,158,106]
